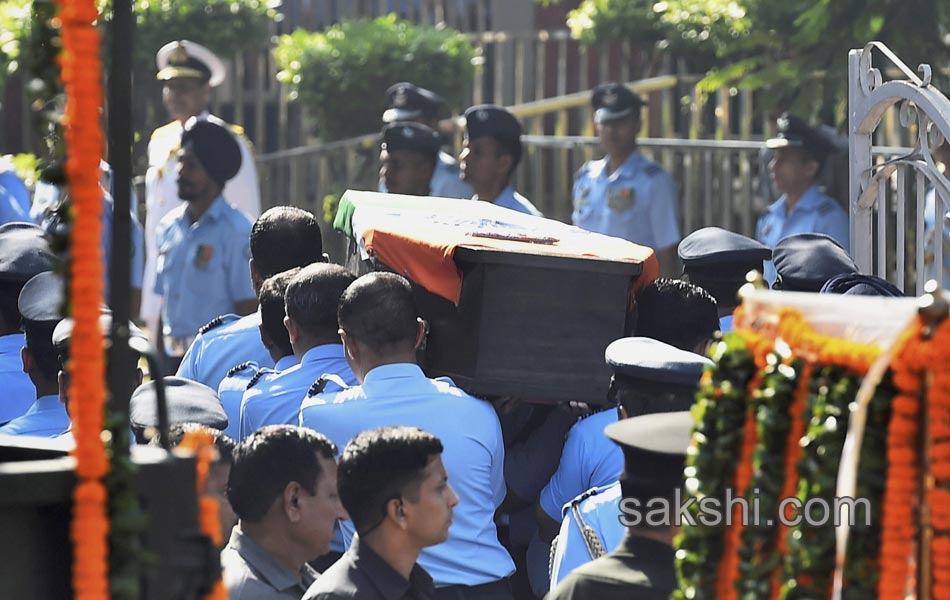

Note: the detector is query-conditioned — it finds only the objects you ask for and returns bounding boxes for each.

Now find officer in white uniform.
[142,40,261,337]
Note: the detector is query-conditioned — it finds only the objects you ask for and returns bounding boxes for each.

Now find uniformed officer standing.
[678,227,771,332]
[546,338,710,588]
[0,272,69,437]
[0,224,56,425]
[547,411,693,600]
[756,113,849,283]
[379,122,444,196]
[379,82,473,199]
[142,40,261,337]
[154,119,257,374]
[461,105,542,216]
[573,83,680,276]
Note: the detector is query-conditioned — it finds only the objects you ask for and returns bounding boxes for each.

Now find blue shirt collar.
[180,195,228,225]
[300,343,346,366]
[26,395,64,415]
[0,333,24,354]
[274,354,297,371]
[595,150,643,179]
[769,185,825,215]
[362,363,426,387]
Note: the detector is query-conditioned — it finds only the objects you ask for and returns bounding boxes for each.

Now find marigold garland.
[57,0,108,597]
[179,430,228,600]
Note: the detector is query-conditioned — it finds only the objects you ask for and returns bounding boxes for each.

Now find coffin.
[335,191,658,405]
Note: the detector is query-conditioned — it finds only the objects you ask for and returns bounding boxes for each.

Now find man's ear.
[249,258,263,291]
[284,316,299,346]
[283,482,303,522]
[21,346,33,374]
[414,318,427,351]
[804,158,820,180]
[385,497,408,530]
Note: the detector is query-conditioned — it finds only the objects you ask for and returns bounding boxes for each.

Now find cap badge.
[603,90,618,107]
[402,126,414,138]
[169,43,189,66]
[393,87,408,107]
[777,116,790,132]
[476,109,488,121]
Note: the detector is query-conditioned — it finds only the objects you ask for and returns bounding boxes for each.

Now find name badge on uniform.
[607,187,636,212]
[194,244,213,270]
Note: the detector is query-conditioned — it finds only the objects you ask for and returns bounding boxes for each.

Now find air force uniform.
[0,224,57,424]
[573,83,680,250]
[299,363,515,587]
[549,481,625,589]
[153,120,256,357]
[217,357,292,442]
[176,312,275,392]
[756,114,849,284]
[0,272,69,437]
[379,82,472,199]
[0,164,30,225]
[239,344,355,441]
[142,40,261,334]
[463,104,543,217]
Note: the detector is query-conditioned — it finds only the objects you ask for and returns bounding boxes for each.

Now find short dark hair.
[24,322,59,381]
[337,273,419,354]
[249,207,324,280]
[636,278,719,352]
[228,425,337,523]
[337,426,443,535]
[284,264,356,340]
[0,282,24,330]
[155,422,236,464]
[259,268,300,358]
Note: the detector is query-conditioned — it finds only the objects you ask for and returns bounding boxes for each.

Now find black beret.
[0,223,56,282]
[819,273,904,297]
[604,411,693,501]
[591,82,644,124]
[463,105,522,141]
[766,113,835,165]
[181,118,242,187]
[383,82,445,123]
[18,271,64,324]
[381,122,443,156]
[52,310,148,352]
[605,337,711,386]
[772,233,858,292]
[129,376,228,431]
[679,227,771,276]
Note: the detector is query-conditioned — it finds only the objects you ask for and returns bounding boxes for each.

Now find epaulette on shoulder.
[571,486,601,506]
[227,123,253,150]
[245,369,272,390]
[644,162,663,176]
[198,316,226,335]
[226,361,255,378]
[306,374,351,398]
[817,201,839,215]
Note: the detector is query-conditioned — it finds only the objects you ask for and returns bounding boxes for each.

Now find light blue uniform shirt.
[217,356,296,442]
[478,185,542,217]
[572,151,680,250]
[924,187,950,288]
[379,151,474,199]
[0,333,36,425]
[240,344,355,441]
[299,363,515,587]
[155,197,255,339]
[0,395,70,437]
[33,182,145,301]
[720,314,734,333]
[0,169,30,225]
[177,312,274,391]
[755,185,850,284]
[539,409,622,521]
[549,481,625,589]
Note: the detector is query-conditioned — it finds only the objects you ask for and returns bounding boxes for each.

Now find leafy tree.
[557,0,950,121]
[0,0,32,94]
[275,15,476,140]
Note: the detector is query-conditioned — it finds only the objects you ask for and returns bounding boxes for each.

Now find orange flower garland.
[57,0,109,598]
[179,430,228,600]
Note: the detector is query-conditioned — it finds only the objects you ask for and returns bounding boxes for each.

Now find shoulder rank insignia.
[226,361,255,378]
[644,162,663,176]
[197,313,238,335]
[245,369,273,390]
[607,186,636,212]
[306,373,351,398]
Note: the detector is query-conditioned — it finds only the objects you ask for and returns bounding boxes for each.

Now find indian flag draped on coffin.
[334,190,659,404]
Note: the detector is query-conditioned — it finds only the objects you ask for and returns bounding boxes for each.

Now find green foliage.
[562,0,950,122]
[275,15,476,140]
[0,0,32,92]
[7,153,41,187]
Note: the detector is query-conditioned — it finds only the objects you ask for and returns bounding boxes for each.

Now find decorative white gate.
[849,42,950,293]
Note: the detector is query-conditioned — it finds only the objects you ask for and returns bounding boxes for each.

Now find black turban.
[181,118,242,187]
